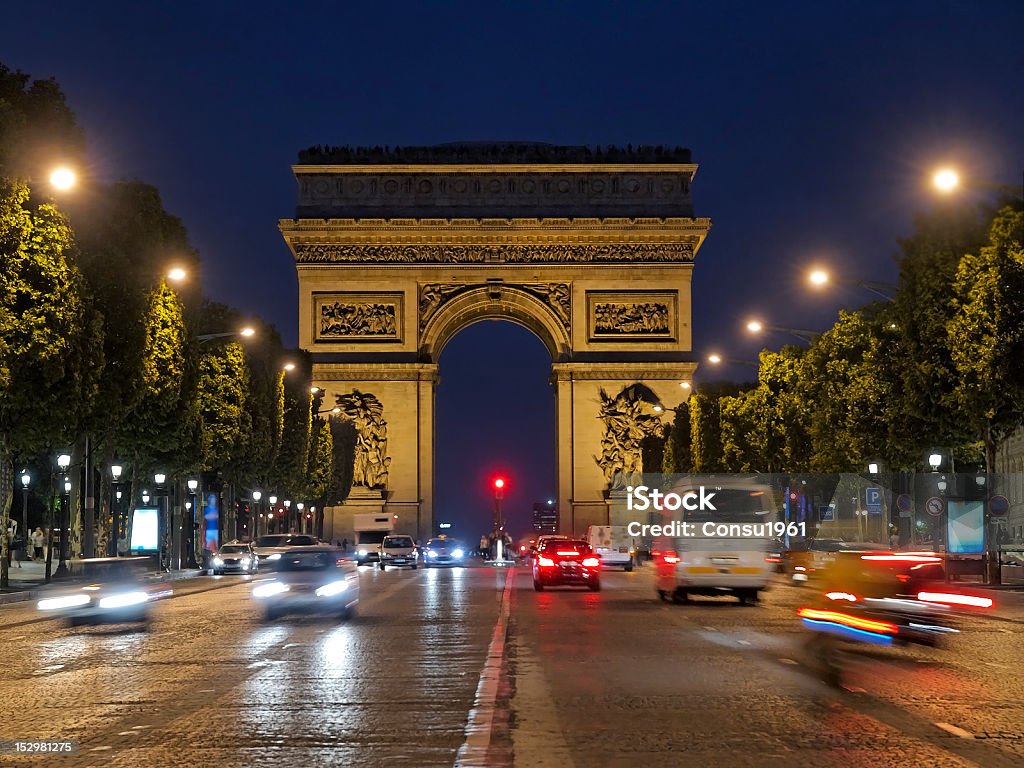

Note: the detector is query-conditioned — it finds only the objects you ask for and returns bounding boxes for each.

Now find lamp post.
[155,473,168,571]
[268,495,278,533]
[187,479,199,568]
[197,327,256,345]
[745,320,818,343]
[110,464,123,556]
[19,471,30,562]
[252,491,262,537]
[807,268,897,301]
[53,454,72,577]
[296,503,304,534]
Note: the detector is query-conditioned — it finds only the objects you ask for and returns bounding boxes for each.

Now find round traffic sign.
[925,496,945,517]
[989,495,1010,516]
[896,493,912,513]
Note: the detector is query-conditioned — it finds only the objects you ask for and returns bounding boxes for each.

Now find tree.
[688,383,741,472]
[720,389,761,472]
[195,341,249,470]
[0,180,92,585]
[948,207,1024,473]
[274,358,314,498]
[661,400,692,474]
[753,347,810,472]
[307,417,335,504]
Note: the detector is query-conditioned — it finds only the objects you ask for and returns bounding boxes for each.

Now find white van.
[654,476,777,605]
[586,525,635,571]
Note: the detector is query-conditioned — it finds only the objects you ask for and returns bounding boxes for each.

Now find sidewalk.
[0,557,207,605]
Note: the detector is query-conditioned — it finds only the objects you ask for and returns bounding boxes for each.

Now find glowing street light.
[49,166,77,191]
[933,167,960,193]
[283,362,296,372]
[705,352,758,369]
[167,267,187,282]
[745,320,817,343]
[197,326,257,344]
[806,266,895,301]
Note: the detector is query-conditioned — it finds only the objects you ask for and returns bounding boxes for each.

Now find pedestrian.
[889,528,899,550]
[7,526,21,568]
[341,538,348,552]
[117,533,129,558]
[32,527,44,561]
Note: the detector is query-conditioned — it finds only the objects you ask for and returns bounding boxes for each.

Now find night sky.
[3,1,1023,537]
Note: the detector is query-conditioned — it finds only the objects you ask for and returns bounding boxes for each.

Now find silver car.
[378,535,418,570]
[253,547,359,621]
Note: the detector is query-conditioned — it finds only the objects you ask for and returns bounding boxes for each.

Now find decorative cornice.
[297,143,692,165]
[294,164,698,174]
[292,243,696,265]
[281,216,709,232]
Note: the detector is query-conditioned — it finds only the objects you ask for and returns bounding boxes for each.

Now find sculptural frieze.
[593,302,671,335]
[336,390,391,489]
[294,242,693,265]
[594,384,665,490]
[319,301,398,337]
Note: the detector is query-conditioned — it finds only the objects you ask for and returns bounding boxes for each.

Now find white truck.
[587,525,636,571]
[353,513,394,565]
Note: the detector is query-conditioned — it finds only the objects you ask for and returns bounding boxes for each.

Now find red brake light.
[861,554,942,563]
[798,607,898,635]
[917,591,994,608]
[896,574,911,582]
[582,557,600,567]
[520,545,526,552]
[663,551,680,564]
[537,556,555,567]
[556,550,579,556]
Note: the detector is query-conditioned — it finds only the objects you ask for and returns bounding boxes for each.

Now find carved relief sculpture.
[593,302,670,334]
[295,243,694,265]
[320,301,397,337]
[594,383,665,490]
[419,282,571,332]
[336,390,391,489]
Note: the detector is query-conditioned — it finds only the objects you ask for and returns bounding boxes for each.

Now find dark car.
[423,537,466,567]
[252,534,322,570]
[532,538,601,591]
[252,547,359,621]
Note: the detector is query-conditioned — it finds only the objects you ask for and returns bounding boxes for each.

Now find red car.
[532,538,601,591]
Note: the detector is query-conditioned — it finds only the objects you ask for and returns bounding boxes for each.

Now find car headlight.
[253,581,289,599]
[428,550,438,558]
[452,549,464,559]
[358,549,368,557]
[98,591,150,609]
[239,557,250,565]
[267,553,281,561]
[38,594,91,611]
[315,580,348,598]
[213,557,224,566]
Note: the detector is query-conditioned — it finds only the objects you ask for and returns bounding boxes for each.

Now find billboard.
[130,507,159,551]
[203,492,219,551]
[947,500,984,554]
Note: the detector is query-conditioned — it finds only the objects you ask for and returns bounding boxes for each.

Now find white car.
[253,547,359,621]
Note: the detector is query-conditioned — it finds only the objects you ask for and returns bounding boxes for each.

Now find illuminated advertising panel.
[130,507,159,551]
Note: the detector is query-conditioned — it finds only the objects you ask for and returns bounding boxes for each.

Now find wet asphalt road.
[1,563,1023,767]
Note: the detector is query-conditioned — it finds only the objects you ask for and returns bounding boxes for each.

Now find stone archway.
[280,143,709,542]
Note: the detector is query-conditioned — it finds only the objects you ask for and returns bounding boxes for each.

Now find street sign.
[866,487,882,514]
[896,493,913,518]
[819,505,835,522]
[989,495,1010,516]
[925,496,946,517]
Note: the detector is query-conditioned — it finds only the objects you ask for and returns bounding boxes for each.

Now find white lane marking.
[131,725,152,730]
[737,639,751,645]
[841,685,866,693]
[935,722,974,739]
[703,626,716,631]
[117,731,137,736]
[778,658,799,665]
[90,746,112,751]
[511,634,576,768]
[455,568,514,768]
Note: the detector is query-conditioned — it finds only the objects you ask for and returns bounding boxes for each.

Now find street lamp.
[187,479,199,568]
[283,362,296,372]
[110,464,123,556]
[18,470,30,562]
[317,406,342,416]
[806,267,896,301]
[296,503,304,534]
[705,352,758,369]
[49,166,77,191]
[197,326,256,344]
[253,491,262,537]
[745,320,818,343]
[52,454,72,578]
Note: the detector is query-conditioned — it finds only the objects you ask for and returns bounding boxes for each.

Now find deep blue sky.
[3,1,1023,537]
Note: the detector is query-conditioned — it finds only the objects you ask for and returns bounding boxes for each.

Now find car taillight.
[917,591,994,608]
[663,552,680,564]
[765,556,780,563]
[556,550,579,556]
[582,557,600,567]
[538,556,555,567]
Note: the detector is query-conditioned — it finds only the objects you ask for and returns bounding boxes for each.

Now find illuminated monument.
[280,143,709,541]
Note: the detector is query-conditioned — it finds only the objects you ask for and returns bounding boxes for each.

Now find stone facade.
[281,144,709,541]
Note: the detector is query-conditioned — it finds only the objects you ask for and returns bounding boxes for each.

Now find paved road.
[1,564,1022,767]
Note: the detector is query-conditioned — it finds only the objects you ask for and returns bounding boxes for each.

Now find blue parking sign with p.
[866,487,882,513]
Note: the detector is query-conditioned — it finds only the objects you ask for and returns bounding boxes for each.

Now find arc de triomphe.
[280,144,709,542]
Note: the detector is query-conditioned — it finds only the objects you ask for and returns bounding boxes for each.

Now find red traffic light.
[493,477,505,490]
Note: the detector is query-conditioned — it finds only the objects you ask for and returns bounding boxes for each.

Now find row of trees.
[0,64,354,585]
[663,202,1024,477]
